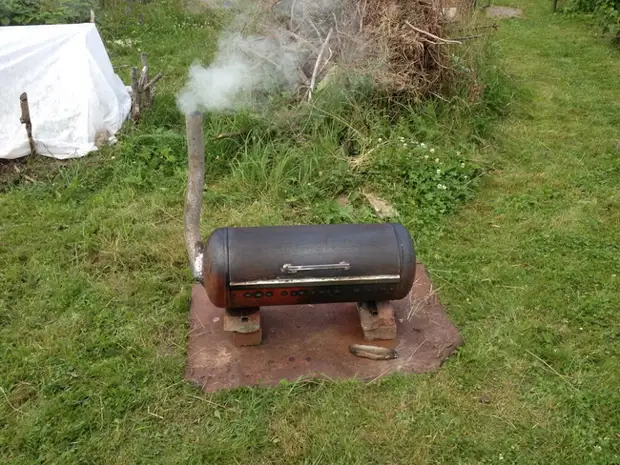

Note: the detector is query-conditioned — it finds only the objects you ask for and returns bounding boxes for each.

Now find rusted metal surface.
[186,262,463,392]
[232,329,262,347]
[184,111,205,282]
[202,223,416,309]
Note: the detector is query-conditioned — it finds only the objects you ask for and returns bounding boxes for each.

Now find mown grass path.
[1,0,619,463]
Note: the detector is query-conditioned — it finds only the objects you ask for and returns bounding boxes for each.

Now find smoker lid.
[227,223,407,288]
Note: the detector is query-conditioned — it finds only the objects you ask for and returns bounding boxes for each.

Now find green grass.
[2,0,620,463]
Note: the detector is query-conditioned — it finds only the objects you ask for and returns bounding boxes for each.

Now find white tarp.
[0,23,131,159]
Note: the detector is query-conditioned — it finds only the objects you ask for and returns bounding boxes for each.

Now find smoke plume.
[176,0,359,115]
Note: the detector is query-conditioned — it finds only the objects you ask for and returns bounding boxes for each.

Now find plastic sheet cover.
[0,23,131,159]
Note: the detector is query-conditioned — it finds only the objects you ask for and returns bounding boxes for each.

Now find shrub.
[0,0,99,26]
[565,0,620,41]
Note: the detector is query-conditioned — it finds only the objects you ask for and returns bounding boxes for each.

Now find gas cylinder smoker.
[183,111,417,347]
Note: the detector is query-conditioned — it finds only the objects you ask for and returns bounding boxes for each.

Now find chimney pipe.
[184,111,205,282]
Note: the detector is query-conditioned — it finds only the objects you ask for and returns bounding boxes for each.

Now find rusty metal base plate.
[185,263,463,393]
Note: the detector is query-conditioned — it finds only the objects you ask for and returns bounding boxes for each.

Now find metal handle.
[281,261,351,274]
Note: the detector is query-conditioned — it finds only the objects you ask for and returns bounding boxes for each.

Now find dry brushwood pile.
[233,0,474,99]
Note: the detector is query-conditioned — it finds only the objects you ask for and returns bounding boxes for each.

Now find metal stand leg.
[223,307,262,346]
[357,301,397,341]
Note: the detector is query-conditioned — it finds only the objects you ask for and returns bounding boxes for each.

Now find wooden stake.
[131,66,140,122]
[90,9,95,23]
[129,54,162,122]
[140,53,150,106]
[19,92,36,156]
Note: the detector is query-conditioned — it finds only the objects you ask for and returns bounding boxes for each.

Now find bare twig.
[143,72,163,92]
[358,0,367,33]
[446,34,484,41]
[289,0,297,31]
[308,27,333,101]
[405,21,462,44]
[283,29,314,48]
[307,16,324,41]
[450,23,498,33]
[317,46,333,76]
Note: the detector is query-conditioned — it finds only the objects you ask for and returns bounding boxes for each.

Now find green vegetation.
[0,0,97,25]
[1,0,620,463]
[564,0,620,40]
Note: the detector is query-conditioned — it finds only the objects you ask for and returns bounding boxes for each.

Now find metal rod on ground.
[185,111,206,282]
[19,92,36,156]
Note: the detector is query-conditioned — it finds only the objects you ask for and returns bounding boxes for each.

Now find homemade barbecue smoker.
[184,112,416,346]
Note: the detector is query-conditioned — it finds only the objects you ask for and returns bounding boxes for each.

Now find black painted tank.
[202,223,416,309]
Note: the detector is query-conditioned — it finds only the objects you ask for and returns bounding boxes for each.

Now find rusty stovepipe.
[184,111,205,282]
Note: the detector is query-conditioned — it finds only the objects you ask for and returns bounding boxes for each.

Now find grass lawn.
[1,0,620,463]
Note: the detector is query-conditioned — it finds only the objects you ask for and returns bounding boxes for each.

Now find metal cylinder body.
[203,223,416,309]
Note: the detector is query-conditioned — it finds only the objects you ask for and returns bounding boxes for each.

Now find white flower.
[460,162,465,168]
[435,158,440,163]
[430,148,435,153]
[437,183,443,189]
[399,136,405,141]
[456,151,461,156]
[403,143,408,147]
[378,138,383,142]
[499,454,504,461]
[420,143,427,148]
[424,155,429,160]
[436,169,441,174]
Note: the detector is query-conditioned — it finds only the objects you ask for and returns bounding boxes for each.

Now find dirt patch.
[185,262,464,392]
[486,6,523,18]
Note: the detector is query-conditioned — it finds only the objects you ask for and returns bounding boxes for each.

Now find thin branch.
[404,21,462,44]
[317,46,333,76]
[289,0,297,31]
[358,0,367,33]
[143,72,163,92]
[308,27,333,101]
[447,34,484,41]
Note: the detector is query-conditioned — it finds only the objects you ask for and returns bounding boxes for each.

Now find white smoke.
[177,32,308,114]
[176,0,357,115]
